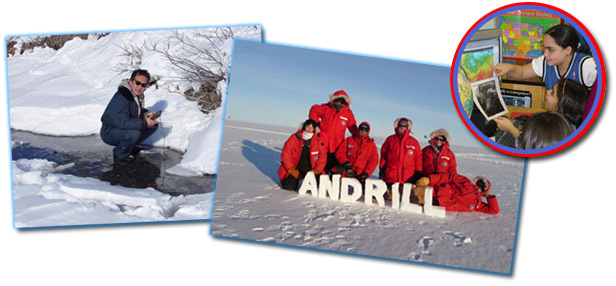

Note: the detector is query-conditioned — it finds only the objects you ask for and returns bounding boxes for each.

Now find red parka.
[422,128,457,176]
[422,142,457,176]
[335,122,379,176]
[308,91,358,153]
[428,173,499,214]
[278,130,327,182]
[379,118,422,184]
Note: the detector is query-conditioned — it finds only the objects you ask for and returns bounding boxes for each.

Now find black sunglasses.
[397,124,408,128]
[132,79,148,88]
[434,137,446,142]
[333,98,346,105]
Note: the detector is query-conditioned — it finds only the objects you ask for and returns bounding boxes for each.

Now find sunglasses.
[434,137,446,142]
[333,98,347,105]
[397,124,408,128]
[132,79,148,88]
[359,125,370,131]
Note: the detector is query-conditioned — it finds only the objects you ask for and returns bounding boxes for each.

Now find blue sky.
[225,39,482,148]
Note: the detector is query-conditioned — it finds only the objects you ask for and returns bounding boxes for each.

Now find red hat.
[329,90,352,105]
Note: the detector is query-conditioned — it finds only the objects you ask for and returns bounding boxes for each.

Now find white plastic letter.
[391,183,400,209]
[422,187,446,218]
[318,174,340,200]
[340,177,362,203]
[364,179,386,207]
[401,183,422,214]
[298,171,318,197]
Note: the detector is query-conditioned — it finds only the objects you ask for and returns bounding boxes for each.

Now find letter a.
[298,171,318,197]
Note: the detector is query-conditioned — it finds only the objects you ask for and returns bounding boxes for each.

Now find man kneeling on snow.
[100,69,159,162]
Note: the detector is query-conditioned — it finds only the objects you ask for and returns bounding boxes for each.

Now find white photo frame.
[471,77,509,121]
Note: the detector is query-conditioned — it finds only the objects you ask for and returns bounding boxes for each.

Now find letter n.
[318,174,340,200]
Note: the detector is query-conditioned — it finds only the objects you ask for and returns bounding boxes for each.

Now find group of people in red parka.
[277,90,499,214]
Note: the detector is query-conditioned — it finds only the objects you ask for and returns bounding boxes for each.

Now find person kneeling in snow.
[278,119,327,191]
[100,69,159,162]
[332,122,379,185]
[422,128,457,176]
[415,174,499,214]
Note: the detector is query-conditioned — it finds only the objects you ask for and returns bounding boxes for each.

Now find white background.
[2,1,613,284]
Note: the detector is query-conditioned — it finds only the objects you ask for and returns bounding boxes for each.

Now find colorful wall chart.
[499,10,561,59]
[460,48,495,83]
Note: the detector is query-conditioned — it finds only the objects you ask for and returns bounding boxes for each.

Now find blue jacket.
[101,81,146,130]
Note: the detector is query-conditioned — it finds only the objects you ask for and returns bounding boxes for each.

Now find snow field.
[210,121,524,274]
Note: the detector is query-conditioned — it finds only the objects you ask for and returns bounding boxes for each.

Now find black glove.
[334,165,346,175]
[408,171,423,184]
[357,172,369,182]
[345,168,355,178]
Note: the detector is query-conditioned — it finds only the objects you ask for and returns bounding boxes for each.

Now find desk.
[501,82,547,117]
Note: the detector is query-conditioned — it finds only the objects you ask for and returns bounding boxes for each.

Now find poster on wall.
[498,10,561,59]
[498,10,561,84]
[460,46,499,83]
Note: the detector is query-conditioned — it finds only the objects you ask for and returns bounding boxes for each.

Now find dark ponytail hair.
[544,24,591,55]
[555,79,588,128]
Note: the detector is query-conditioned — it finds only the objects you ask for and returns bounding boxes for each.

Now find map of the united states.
[501,20,545,58]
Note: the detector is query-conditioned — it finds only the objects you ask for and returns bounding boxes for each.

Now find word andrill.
[298,172,446,218]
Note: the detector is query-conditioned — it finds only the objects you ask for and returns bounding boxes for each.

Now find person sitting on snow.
[100,69,159,162]
[308,90,358,174]
[422,128,457,176]
[278,119,327,191]
[415,174,499,214]
[333,121,379,185]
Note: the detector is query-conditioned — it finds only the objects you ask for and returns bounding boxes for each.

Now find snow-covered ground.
[211,120,525,274]
[7,25,262,227]
[12,158,212,227]
[8,25,262,176]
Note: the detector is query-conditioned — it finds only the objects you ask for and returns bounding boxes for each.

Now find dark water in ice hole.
[10,130,216,196]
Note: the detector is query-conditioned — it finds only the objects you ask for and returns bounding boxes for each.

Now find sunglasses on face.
[359,125,369,131]
[397,124,408,128]
[132,79,148,88]
[434,137,446,142]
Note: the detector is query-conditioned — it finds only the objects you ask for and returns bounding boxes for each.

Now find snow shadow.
[144,100,170,144]
[241,139,281,183]
[147,100,168,113]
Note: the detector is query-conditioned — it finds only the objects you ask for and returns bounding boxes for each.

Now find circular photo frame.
[451,2,605,157]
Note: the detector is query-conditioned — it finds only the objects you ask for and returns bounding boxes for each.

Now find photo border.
[450,2,606,157]
[471,77,509,121]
